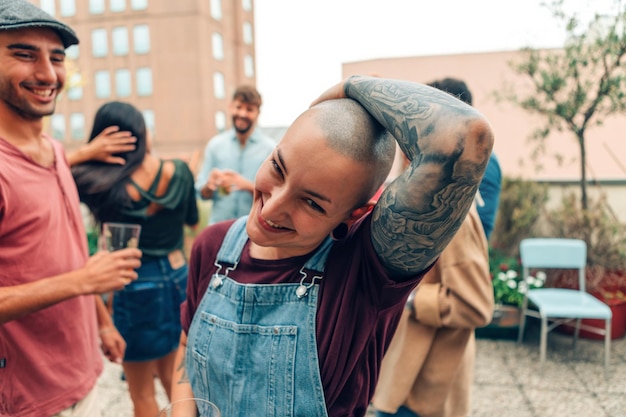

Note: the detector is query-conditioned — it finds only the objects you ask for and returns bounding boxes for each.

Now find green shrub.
[490,177,549,257]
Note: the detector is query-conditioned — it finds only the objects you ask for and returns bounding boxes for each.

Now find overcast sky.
[253,0,615,126]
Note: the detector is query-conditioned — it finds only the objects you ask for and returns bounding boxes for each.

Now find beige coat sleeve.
[373,205,495,417]
[410,206,494,329]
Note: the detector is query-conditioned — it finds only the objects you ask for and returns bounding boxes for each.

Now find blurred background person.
[371,198,494,417]
[72,101,199,417]
[370,77,497,417]
[195,85,275,225]
[427,77,502,240]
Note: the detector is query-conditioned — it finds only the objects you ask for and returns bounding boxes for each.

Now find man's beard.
[0,78,58,121]
[232,116,253,134]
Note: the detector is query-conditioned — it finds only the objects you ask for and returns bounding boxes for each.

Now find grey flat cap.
[0,0,78,48]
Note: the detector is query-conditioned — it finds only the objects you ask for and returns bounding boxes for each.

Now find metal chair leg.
[540,316,548,364]
[605,318,611,373]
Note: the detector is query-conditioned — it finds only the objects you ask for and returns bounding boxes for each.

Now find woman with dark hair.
[72,101,199,417]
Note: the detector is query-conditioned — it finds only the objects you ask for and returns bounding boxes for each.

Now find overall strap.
[302,236,333,273]
[216,215,249,265]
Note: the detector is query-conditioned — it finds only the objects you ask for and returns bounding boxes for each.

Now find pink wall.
[343,50,626,182]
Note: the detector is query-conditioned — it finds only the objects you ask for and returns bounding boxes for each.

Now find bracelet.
[405,290,416,314]
[98,327,115,336]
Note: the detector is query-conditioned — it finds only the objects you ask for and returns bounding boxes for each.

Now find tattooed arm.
[170,332,195,401]
[312,75,494,276]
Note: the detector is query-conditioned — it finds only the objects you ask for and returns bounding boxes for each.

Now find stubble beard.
[232,116,253,135]
[0,77,58,121]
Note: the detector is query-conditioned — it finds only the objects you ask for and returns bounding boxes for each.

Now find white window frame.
[244,54,254,78]
[131,0,148,10]
[212,32,224,60]
[89,0,105,14]
[136,67,153,96]
[91,29,108,58]
[110,0,126,12]
[112,27,129,56]
[213,72,225,99]
[70,113,85,140]
[210,0,222,20]
[242,22,253,45]
[133,25,151,54]
[115,69,132,97]
[60,0,76,17]
[95,70,111,98]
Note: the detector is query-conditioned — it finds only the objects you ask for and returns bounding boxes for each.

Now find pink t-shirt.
[182,214,424,417]
[0,136,102,417]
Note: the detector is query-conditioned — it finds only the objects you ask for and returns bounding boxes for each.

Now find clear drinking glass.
[101,222,141,251]
[157,398,220,417]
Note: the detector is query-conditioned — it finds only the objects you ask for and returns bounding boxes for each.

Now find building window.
[136,67,153,96]
[131,0,148,10]
[215,111,226,132]
[210,0,222,20]
[70,113,85,140]
[89,0,105,14]
[242,22,253,45]
[241,0,252,11]
[39,0,55,16]
[65,45,79,60]
[110,0,126,12]
[66,73,83,100]
[50,114,65,140]
[133,25,150,54]
[60,0,76,16]
[92,29,108,57]
[244,54,254,78]
[142,109,155,135]
[213,72,225,99]
[95,70,111,98]
[212,33,224,60]
[115,69,132,97]
[112,27,129,56]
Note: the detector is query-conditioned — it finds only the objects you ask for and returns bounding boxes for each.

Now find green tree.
[500,0,626,211]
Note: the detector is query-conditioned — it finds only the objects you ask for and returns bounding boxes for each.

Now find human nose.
[260,187,290,221]
[34,57,59,84]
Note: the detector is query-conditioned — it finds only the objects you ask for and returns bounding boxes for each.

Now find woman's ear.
[346,203,375,227]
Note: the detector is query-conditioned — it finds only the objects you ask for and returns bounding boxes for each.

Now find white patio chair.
[516,238,612,370]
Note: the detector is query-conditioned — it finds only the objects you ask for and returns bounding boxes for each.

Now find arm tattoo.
[345,76,494,275]
[176,356,190,384]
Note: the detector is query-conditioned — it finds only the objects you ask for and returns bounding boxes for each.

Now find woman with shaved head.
[172,75,494,417]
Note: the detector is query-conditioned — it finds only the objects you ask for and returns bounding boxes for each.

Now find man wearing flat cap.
[0,1,142,416]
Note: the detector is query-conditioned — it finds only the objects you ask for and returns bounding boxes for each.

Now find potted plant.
[477,250,545,339]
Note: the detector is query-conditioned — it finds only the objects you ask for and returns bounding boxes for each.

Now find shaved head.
[306,99,395,206]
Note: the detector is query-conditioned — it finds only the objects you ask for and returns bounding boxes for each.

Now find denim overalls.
[186,216,332,417]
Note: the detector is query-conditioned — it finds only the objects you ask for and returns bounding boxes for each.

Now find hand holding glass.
[101,222,141,251]
[157,398,220,417]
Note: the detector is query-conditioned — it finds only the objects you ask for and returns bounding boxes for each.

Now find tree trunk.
[579,133,588,211]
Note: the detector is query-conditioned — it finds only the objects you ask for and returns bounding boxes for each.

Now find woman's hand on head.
[86,126,137,165]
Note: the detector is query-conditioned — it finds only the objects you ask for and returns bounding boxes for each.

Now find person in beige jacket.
[372,203,494,417]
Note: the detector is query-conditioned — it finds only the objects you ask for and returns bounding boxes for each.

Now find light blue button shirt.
[195,128,276,224]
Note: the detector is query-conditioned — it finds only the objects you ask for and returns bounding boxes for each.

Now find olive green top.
[119,159,198,260]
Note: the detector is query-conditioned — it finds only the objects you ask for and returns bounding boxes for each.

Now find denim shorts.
[113,256,187,362]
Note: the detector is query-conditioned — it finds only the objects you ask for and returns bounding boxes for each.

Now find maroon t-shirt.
[181,214,424,417]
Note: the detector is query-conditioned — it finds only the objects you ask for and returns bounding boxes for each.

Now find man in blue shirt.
[195,86,276,224]
[428,77,502,240]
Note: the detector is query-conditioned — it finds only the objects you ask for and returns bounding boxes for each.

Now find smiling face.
[0,27,66,122]
[230,99,260,138]
[246,110,374,259]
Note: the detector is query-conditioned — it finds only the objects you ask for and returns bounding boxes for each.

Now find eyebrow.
[276,148,332,204]
[8,43,66,56]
